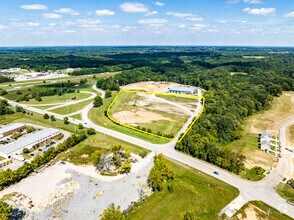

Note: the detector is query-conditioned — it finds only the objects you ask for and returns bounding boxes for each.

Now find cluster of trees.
[93,145,132,175]
[0,132,87,190]
[93,96,103,107]
[0,75,14,83]
[0,99,14,116]
[100,203,124,220]
[135,126,174,139]
[0,201,13,220]
[148,154,174,191]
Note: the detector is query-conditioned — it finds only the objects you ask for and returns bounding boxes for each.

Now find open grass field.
[88,93,170,144]
[226,134,277,170]
[233,201,293,220]
[109,91,190,137]
[276,183,294,203]
[13,112,78,133]
[70,113,82,120]
[19,92,91,105]
[56,132,149,165]
[244,92,294,136]
[50,98,94,115]
[127,160,239,220]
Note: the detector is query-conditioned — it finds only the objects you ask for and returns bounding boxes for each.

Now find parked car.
[213,171,219,175]
[30,153,34,156]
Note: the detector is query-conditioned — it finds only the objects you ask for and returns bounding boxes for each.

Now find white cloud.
[191,24,207,30]
[20,4,48,10]
[63,30,76,33]
[120,2,149,13]
[217,19,227,24]
[43,13,63,19]
[0,25,6,30]
[154,1,165,6]
[166,11,203,21]
[144,11,158,16]
[11,21,40,27]
[284,12,294,17]
[227,0,262,4]
[179,24,186,28]
[95,10,116,16]
[137,18,168,27]
[55,8,80,16]
[243,0,262,4]
[122,25,136,32]
[243,7,276,16]
[76,19,102,28]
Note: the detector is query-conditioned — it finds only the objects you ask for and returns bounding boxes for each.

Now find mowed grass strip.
[57,132,149,165]
[50,98,94,115]
[20,92,91,105]
[127,160,239,220]
[88,92,169,144]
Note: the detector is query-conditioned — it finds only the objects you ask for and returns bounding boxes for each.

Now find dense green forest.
[94,48,294,174]
[0,46,293,173]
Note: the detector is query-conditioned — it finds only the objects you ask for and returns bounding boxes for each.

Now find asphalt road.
[1,86,294,218]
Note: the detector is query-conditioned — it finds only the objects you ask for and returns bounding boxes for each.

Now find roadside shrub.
[139,151,148,158]
[87,128,96,135]
[78,123,84,129]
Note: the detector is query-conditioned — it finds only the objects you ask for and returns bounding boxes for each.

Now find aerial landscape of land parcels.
[0,45,293,220]
[0,0,294,216]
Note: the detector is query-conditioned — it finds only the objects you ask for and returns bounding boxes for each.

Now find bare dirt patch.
[121,81,180,92]
[236,204,266,220]
[112,108,175,126]
[243,150,277,170]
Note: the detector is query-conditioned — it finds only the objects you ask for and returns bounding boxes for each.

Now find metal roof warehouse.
[0,128,60,159]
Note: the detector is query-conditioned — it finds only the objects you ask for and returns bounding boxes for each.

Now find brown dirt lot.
[112,108,175,126]
[244,92,294,137]
[121,81,180,92]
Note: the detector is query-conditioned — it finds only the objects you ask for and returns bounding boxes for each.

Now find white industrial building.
[168,86,198,95]
[0,128,60,159]
[0,123,25,138]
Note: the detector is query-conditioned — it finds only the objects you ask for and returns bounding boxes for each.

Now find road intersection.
[1,84,294,218]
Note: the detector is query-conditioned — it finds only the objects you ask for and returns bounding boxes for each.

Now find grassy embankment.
[127,160,239,220]
[89,92,170,144]
[233,201,293,220]
[276,183,294,203]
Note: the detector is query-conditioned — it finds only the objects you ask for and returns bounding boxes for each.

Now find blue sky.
[0,0,293,46]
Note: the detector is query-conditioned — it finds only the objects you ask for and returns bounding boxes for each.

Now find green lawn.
[71,114,82,120]
[19,92,91,104]
[233,201,293,220]
[276,183,294,203]
[88,92,169,144]
[127,160,239,220]
[0,113,23,125]
[50,98,94,115]
[57,132,149,165]
[13,111,78,133]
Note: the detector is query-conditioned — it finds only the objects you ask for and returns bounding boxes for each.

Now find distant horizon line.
[0,45,293,48]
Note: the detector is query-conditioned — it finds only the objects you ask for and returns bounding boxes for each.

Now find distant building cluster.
[259,130,280,156]
[168,86,198,95]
